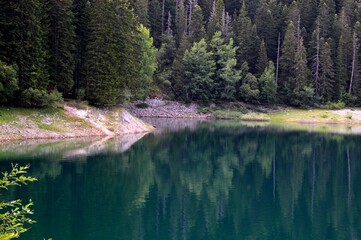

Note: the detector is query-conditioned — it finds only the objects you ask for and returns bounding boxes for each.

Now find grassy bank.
[204,106,361,124]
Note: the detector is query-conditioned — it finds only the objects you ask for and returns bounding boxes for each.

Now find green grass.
[212,110,244,119]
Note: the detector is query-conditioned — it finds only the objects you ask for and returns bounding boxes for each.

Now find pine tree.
[256,40,268,76]
[137,25,157,99]
[318,0,336,39]
[155,33,176,92]
[183,39,215,101]
[189,5,206,43]
[45,0,76,95]
[335,9,353,99]
[148,0,162,46]
[117,0,142,98]
[84,0,121,105]
[319,38,335,102]
[234,3,259,72]
[254,0,276,61]
[239,73,259,103]
[172,34,192,99]
[209,31,241,100]
[0,0,49,93]
[292,38,312,106]
[259,61,277,104]
[134,0,149,26]
[72,0,90,97]
[280,21,297,100]
[84,0,140,105]
[175,0,186,45]
[206,0,224,39]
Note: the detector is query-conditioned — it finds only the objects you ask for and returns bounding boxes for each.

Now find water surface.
[1,120,361,239]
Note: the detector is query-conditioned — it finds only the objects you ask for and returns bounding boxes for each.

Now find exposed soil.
[0,104,154,142]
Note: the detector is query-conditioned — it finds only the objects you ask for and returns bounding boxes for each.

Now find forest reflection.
[5,121,361,240]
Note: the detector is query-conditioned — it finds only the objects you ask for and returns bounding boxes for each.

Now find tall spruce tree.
[234,2,259,72]
[210,31,241,100]
[292,38,312,106]
[189,5,206,43]
[172,34,192,99]
[259,61,277,104]
[256,40,268,76]
[84,0,121,105]
[183,39,215,101]
[148,0,162,46]
[0,0,49,93]
[254,0,277,61]
[137,25,157,99]
[280,21,297,100]
[72,0,90,97]
[319,38,335,102]
[45,0,76,95]
[175,0,186,45]
[335,9,353,99]
[155,33,176,92]
[134,0,149,26]
[206,0,224,39]
[84,0,140,105]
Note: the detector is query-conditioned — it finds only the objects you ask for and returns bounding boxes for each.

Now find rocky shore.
[124,98,211,118]
[0,103,154,142]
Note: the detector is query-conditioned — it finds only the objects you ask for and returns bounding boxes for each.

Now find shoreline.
[1,99,361,142]
[0,103,154,142]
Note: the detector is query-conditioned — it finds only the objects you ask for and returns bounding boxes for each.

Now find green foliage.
[175,0,186,45]
[256,40,268,75]
[206,0,224,39]
[0,164,37,239]
[239,73,259,103]
[0,62,18,104]
[234,2,259,72]
[0,0,49,92]
[45,0,76,95]
[20,88,62,108]
[259,61,277,104]
[189,5,206,43]
[210,32,241,100]
[319,39,335,102]
[183,39,215,101]
[322,101,346,110]
[155,34,176,92]
[292,38,312,105]
[136,25,157,99]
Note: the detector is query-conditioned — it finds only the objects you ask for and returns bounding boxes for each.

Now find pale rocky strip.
[0,104,154,141]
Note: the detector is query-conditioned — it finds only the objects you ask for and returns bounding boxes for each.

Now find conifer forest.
[1,0,361,107]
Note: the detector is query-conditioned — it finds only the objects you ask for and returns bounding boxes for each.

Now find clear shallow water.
[1,120,361,239]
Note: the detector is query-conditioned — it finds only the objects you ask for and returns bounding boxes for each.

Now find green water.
[1,120,361,239]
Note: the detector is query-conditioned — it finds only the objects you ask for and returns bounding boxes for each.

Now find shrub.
[323,101,346,110]
[135,102,149,109]
[0,61,19,104]
[20,88,62,108]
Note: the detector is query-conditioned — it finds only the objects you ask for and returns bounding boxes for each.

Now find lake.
[1,119,361,239]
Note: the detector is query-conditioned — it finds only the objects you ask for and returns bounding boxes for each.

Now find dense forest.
[1,0,361,107]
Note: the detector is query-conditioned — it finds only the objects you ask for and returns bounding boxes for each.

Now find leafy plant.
[20,88,62,108]
[0,164,37,239]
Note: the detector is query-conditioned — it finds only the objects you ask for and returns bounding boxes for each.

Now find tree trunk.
[349,32,358,94]
[276,32,280,86]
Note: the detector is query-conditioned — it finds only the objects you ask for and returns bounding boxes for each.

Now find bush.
[0,61,19,104]
[20,88,62,108]
[323,101,346,110]
[341,92,357,106]
[135,102,149,108]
